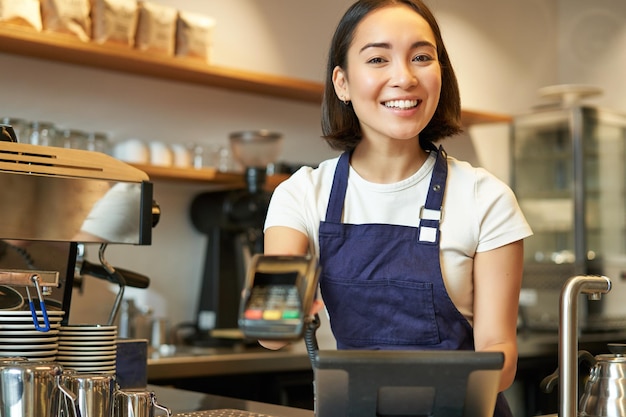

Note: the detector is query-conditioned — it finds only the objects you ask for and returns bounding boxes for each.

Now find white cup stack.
[57,324,118,374]
[0,310,65,361]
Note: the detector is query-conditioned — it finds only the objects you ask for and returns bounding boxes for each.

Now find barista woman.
[262,1,532,416]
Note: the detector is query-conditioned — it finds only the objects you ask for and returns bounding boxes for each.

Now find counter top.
[147,330,626,381]
[148,384,559,417]
[151,384,313,417]
[148,343,312,380]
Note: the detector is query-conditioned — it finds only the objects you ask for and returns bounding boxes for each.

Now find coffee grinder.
[189,130,283,346]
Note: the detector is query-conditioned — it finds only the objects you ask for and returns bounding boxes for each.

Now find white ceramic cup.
[170,143,192,168]
[112,139,149,164]
[149,141,174,166]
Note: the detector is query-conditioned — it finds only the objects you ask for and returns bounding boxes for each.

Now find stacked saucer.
[57,324,117,373]
[0,310,65,361]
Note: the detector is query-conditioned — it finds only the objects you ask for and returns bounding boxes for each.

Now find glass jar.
[86,132,110,154]
[191,142,217,169]
[59,129,89,149]
[26,121,57,146]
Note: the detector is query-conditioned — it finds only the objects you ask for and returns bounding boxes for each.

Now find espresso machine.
[0,124,163,417]
[0,124,157,325]
[187,130,283,346]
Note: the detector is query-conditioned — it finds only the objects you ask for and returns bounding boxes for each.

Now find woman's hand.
[259,225,316,349]
[259,339,290,350]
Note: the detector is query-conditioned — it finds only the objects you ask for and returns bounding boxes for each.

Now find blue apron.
[318,143,512,417]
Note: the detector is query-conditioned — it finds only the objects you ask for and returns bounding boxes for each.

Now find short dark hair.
[321,0,463,152]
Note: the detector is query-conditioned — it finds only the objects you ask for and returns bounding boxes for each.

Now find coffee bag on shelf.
[0,0,42,30]
[91,0,138,46]
[135,1,177,56]
[175,10,215,63]
[41,0,91,41]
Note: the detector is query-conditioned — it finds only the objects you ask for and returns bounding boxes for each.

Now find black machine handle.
[80,259,150,289]
[1,125,18,142]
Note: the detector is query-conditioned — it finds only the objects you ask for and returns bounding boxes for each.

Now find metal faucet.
[559,275,611,417]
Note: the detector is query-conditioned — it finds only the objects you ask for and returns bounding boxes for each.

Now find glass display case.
[512,105,626,327]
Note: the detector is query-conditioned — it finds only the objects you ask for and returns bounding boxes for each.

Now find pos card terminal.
[238,254,320,340]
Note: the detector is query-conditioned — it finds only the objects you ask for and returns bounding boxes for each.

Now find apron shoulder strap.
[325,151,350,223]
[424,144,447,211]
[418,144,448,243]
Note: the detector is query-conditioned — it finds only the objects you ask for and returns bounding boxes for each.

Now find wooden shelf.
[0,23,511,124]
[131,163,289,190]
[460,109,512,126]
[0,24,323,103]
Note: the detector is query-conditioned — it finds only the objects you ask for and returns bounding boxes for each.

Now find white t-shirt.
[264,151,533,323]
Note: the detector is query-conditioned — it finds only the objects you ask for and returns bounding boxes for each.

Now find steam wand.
[98,243,127,326]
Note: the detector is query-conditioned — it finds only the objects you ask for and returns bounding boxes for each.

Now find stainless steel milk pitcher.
[60,372,116,417]
[113,389,172,417]
[0,360,79,417]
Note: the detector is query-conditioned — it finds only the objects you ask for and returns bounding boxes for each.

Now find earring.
[341,97,350,105]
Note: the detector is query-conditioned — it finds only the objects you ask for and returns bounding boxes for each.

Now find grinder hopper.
[188,130,283,345]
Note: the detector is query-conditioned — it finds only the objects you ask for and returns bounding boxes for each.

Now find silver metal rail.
[559,275,611,417]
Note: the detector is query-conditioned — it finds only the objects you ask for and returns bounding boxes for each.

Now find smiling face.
[332,4,442,144]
